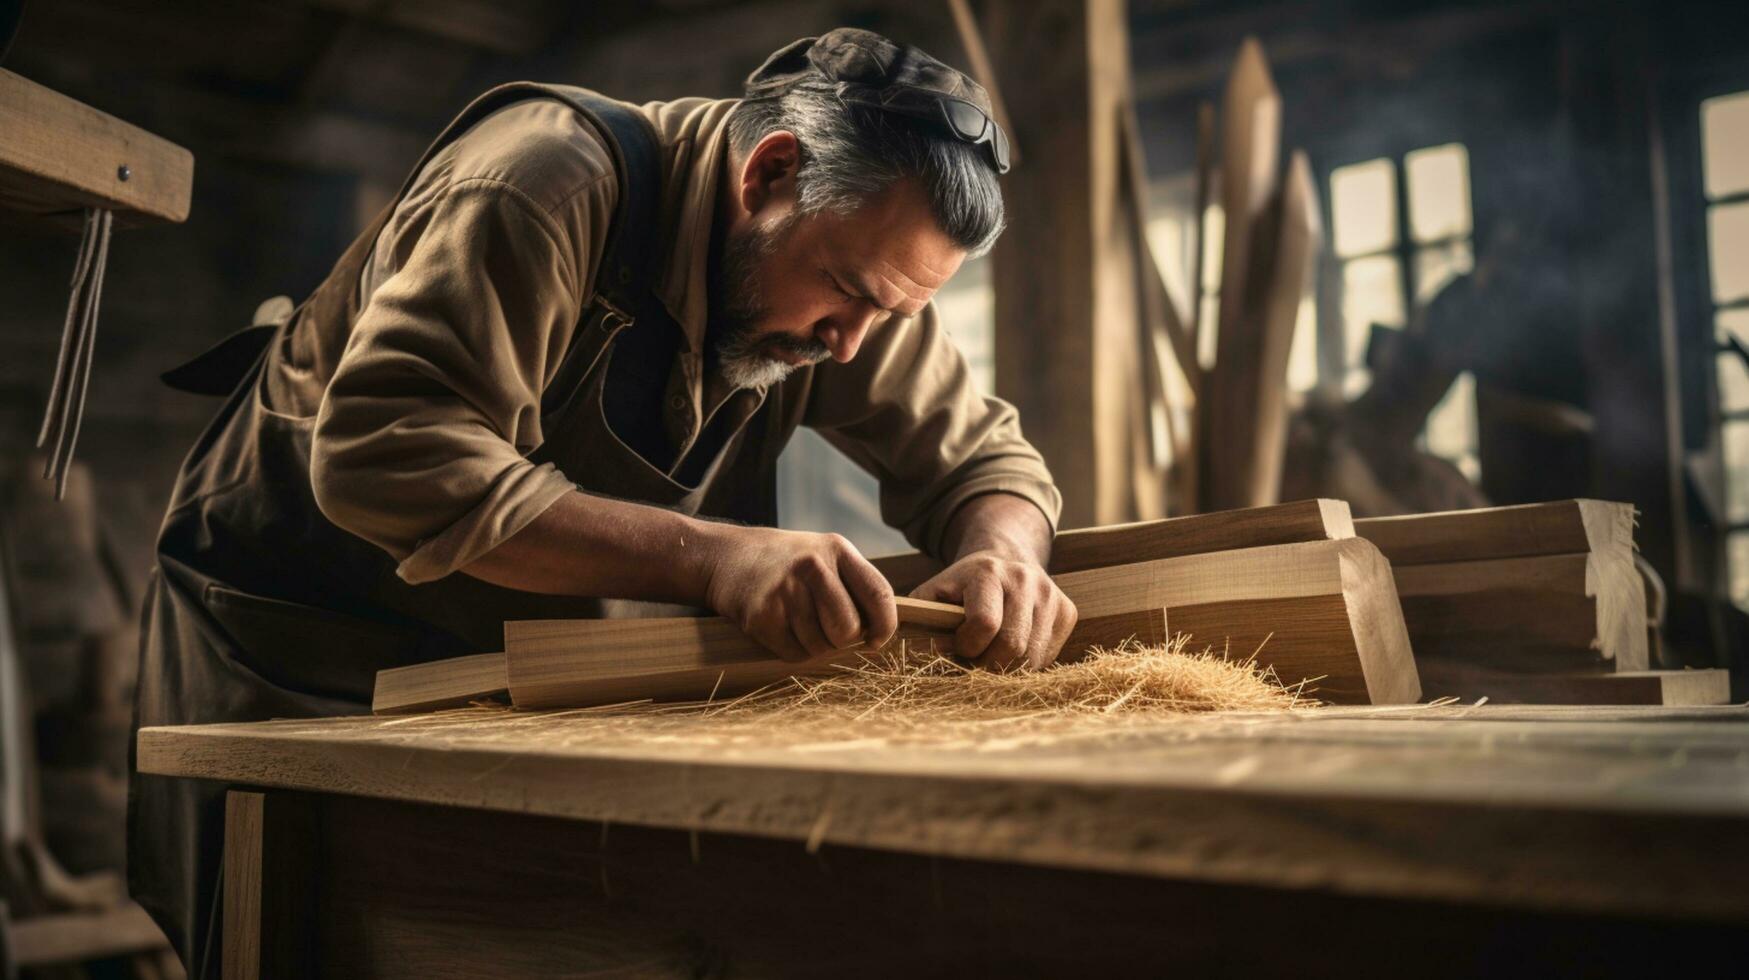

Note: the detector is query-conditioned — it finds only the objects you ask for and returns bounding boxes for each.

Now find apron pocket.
[204,583,422,705]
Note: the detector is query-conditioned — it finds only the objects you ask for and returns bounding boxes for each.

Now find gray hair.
[727,77,1006,257]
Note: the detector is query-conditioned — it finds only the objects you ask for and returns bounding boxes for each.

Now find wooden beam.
[986,0,1158,527]
[1198,36,1281,511]
[1419,664,1730,706]
[1054,538,1420,704]
[871,498,1353,594]
[1355,501,1648,672]
[0,68,193,224]
[502,598,964,709]
[1354,499,1633,565]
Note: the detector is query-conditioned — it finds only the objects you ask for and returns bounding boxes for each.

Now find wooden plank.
[1418,664,1732,706]
[0,69,194,223]
[1391,552,1648,672]
[1354,499,1634,566]
[1054,538,1420,704]
[372,651,508,715]
[223,790,316,980]
[136,705,1749,924]
[1059,608,1169,660]
[872,498,1353,593]
[1354,501,1647,672]
[503,597,965,709]
[6,901,166,967]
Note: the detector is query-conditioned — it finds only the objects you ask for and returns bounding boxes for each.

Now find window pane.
[1342,255,1406,395]
[1702,91,1749,201]
[1708,200,1749,304]
[1413,239,1475,305]
[1726,419,1749,524]
[1331,158,1398,258]
[1720,309,1749,415]
[934,258,994,396]
[1731,531,1749,612]
[1406,143,1473,243]
[1146,212,1194,314]
[1423,371,1480,483]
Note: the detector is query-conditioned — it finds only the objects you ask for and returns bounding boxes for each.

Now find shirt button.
[669,395,687,411]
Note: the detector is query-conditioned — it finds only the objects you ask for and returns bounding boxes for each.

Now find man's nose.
[816,310,877,363]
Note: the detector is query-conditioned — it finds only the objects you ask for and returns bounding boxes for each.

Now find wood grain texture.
[1060,608,1169,661]
[1390,552,1648,671]
[503,597,963,709]
[1418,664,1731,706]
[372,651,508,715]
[1200,36,1283,511]
[0,68,194,223]
[289,790,1745,977]
[1052,538,1419,704]
[1354,499,1635,566]
[871,498,1354,594]
[223,790,316,979]
[139,705,1749,924]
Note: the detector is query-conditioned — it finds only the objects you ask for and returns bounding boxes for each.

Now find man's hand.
[911,550,1077,671]
[910,493,1076,672]
[701,525,899,663]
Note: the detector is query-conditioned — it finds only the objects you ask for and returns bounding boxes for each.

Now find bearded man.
[131,27,1075,975]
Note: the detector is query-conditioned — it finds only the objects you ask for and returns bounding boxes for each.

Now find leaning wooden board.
[1354,500,1647,672]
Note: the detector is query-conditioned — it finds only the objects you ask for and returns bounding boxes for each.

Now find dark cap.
[744,28,1010,173]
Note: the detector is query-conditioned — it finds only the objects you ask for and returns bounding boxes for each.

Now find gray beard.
[710,214,829,389]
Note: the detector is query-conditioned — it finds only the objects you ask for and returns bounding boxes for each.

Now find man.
[132,27,1074,974]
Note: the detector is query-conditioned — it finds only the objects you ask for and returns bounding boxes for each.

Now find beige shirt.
[302,94,1061,585]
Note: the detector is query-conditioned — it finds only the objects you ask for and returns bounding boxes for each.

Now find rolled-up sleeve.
[803,302,1062,558]
[311,174,612,584]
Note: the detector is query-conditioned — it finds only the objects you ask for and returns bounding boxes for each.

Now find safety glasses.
[836,84,1011,174]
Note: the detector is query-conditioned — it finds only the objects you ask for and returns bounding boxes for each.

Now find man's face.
[711,176,967,388]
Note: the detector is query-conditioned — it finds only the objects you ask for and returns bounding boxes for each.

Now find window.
[1703,90,1749,610]
[1328,144,1478,480]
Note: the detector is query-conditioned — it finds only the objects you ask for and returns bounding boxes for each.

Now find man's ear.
[739,130,801,216]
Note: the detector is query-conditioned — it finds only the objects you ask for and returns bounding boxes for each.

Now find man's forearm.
[939,492,1054,568]
[459,490,724,603]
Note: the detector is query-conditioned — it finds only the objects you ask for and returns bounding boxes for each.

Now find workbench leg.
[222,790,316,979]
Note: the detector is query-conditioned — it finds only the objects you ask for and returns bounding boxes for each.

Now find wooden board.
[1418,664,1732,706]
[1199,36,1283,511]
[1355,501,1647,672]
[1054,538,1420,704]
[0,69,194,224]
[223,791,316,979]
[502,597,964,709]
[135,705,1749,924]
[1354,499,1634,566]
[872,498,1354,594]
[6,902,165,968]
[372,652,508,715]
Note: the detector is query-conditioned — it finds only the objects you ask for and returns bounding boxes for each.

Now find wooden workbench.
[137,704,1749,977]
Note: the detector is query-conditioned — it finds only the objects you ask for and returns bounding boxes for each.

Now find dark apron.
[129,84,796,977]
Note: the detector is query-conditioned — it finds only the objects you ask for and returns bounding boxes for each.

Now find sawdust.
[398,636,1310,752]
